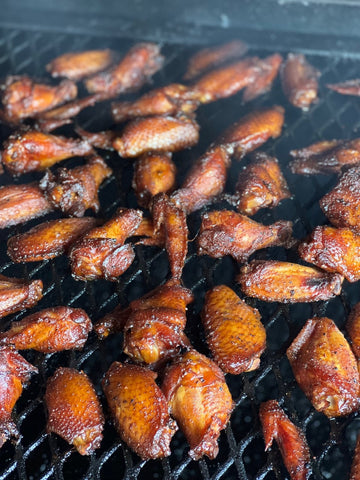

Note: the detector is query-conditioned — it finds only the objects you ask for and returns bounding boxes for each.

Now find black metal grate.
[0,26,359,480]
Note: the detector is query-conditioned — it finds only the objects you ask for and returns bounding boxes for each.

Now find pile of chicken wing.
[1,38,360,479]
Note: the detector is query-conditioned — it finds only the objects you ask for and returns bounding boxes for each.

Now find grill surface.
[0,26,359,480]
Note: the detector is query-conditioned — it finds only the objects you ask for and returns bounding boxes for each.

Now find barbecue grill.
[0,1,360,478]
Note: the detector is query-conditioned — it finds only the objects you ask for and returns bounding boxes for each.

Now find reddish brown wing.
[47,49,114,80]
[287,317,360,417]
[162,349,234,460]
[0,306,92,352]
[202,285,266,374]
[237,260,343,303]
[259,400,311,480]
[0,275,43,319]
[327,79,360,96]
[45,368,104,455]
[242,53,283,103]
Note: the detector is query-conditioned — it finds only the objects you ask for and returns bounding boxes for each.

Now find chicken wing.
[162,349,234,460]
[346,303,360,361]
[94,305,131,339]
[46,49,115,81]
[2,76,77,122]
[0,274,43,319]
[298,226,360,282]
[280,53,320,110]
[217,106,284,160]
[320,166,360,232]
[183,40,248,81]
[259,400,311,480]
[113,114,199,158]
[0,346,37,447]
[132,153,176,208]
[242,53,283,103]
[202,285,266,374]
[69,208,142,281]
[350,436,360,480]
[327,79,360,96]
[197,210,293,263]
[237,260,343,303]
[102,362,177,459]
[171,145,230,213]
[7,217,98,263]
[290,139,360,175]
[45,368,104,455]
[287,317,360,417]
[85,43,164,96]
[39,156,112,217]
[123,280,193,365]
[232,152,291,215]
[0,306,92,352]
[1,131,93,176]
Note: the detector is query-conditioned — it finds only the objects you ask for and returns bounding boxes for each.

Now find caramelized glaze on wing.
[0,274,43,319]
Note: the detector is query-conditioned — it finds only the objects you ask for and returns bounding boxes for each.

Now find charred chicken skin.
[46,49,115,81]
[232,152,291,215]
[280,53,320,110]
[39,156,112,217]
[287,317,360,417]
[259,400,311,480]
[298,225,360,282]
[1,131,93,176]
[237,260,343,303]
[2,75,77,123]
[346,303,360,361]
[45,367,104,455]
[202,285,266,374]
[123,280,193,366]
[0,346,37,447]
[183,40,248,81]
[290,138,360,175]
[162,349,234,460]
[102,362,177,459]
[0,306,92,352]
[69,208,142,281]
[197,210,293,263]
[327,79,360,96]
[7,217,98,263]
[320,166,360,232]
[0,275,43,319]
[132,153,176,208]
[85,43,164,96]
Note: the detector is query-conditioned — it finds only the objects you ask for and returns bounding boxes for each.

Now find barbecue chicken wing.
[327,79,360,96]
[0,275,43,319]
[242,53,283,103]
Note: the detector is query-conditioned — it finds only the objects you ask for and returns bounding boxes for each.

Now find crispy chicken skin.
[2,76,77,122]
[47,49,114,81]
[123,280,193,365]
[183,40,248,81]
[0,183,52,229]
[0,275,43,319]
[237,260,343,303]
[171,145,231,213]
[202,285,266,374]
[327,79,360,96]
[320,166,360,232]
[45,368,104,455]
[287,317,360,417]
[0,346,37,447]
[298,226,360,282]
[69,208,142,281]
[218,106,285,160]
[85,43,164,96]
[162,349,234,460]
[132,153,176,208]
[103,362,177,459]
[1,131,93,176]
[280,53,320,110]
[111,84,201,123]
[259,400,311,480]
[233,152,291,215]
[113,114,200,158]
[346,303,360,360]
[0,306,92,352]
[242,53,283,103]
[350,436,360,480]
[39,156,112,217]
[290,139,360,175]
[7,217,98,263]
[197,210,293,263]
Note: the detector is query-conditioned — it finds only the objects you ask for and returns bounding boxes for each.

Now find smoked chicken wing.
[327,79,360,96]
[0,274,43,319]
[242,53,283,103]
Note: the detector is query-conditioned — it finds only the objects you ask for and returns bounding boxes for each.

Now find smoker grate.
[0,25,359,480]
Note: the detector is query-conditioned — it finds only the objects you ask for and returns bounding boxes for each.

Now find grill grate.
[0,26,359,480]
